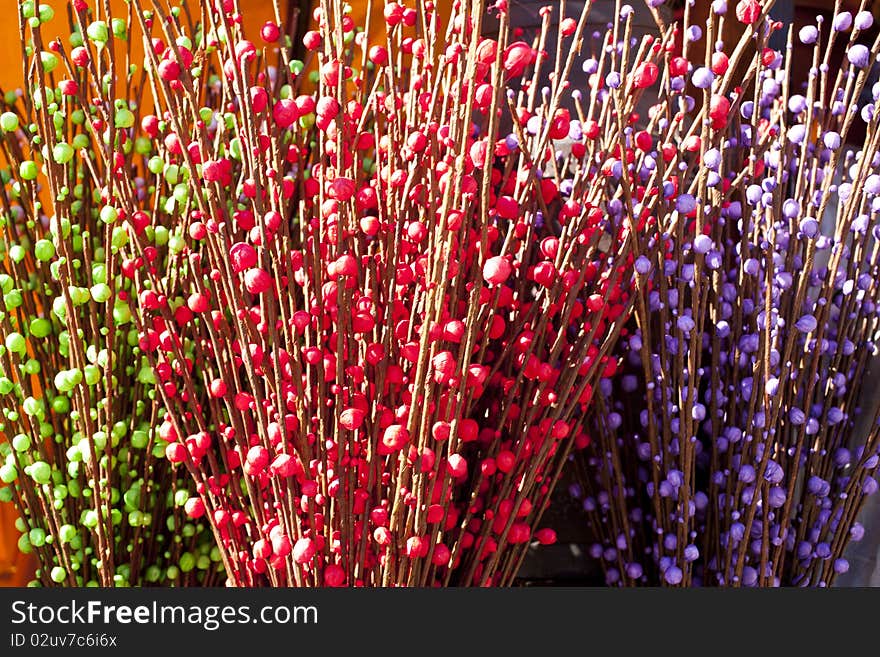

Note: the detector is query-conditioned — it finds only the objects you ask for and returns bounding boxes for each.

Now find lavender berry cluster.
[575,7,880,587]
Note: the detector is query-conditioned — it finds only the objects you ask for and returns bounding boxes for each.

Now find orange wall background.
[0,1,303,94]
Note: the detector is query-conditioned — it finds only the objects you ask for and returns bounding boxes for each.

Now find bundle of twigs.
[575,0,880,587]
[0,0,221,587]
[38,0,696,586]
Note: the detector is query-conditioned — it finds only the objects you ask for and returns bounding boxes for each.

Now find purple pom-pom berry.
[626,562,644,579]
[693,234,713,254]
[664,565,683,585]
[833,11,853,32]
[799,25,818,44]
[848,44,871,68]
[799,217,819,237]
[855,10,874,31]
[795,314,818,333]
[691,67,715,89]
[824,131,842,149]
[807,476,830,497]
[676,193,697,214]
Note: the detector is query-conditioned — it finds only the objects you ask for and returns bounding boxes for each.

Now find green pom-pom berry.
[168,233,185,253]
[89,283,111,303]
[111,226,128,249]
[137,365,156,385]
[0,463,17,483]
[34,239,55,262]
[12,434,31,452]
[22,397,43,417]
[86,21,109,44]
[229,137,242,160]
[52,296,67,321]
[29,528,46,547]
[123,486,141,511]
[0,112,19,132]
[111,17,127,40]
[113,301,131,325]
[51,395,70,414]
[28,461,51,485]
[50,566,66,583]
[38,4,54,23]
[29,318,52,338]
[114,107,134,129]
[5,332,26,355]
[69,286,90,305]
[90,263,106,284]
[53,368,82,392]
[84,365,101,386]
[58,524,77,544]
[19,160,38,180]
[111,421,127,442]
[40,52,58,73]
[52,142,74,164]
[99,206,118,224]
[131,429,149,449]
[81,509,98,528]
[9,245,26,263]
[134,136,152,154]
[153,225,169,245]
[179,552,196,573]
[163,164,179,185]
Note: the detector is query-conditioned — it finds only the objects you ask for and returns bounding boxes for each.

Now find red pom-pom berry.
[736,0,761,25]
[632,62,659,89]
